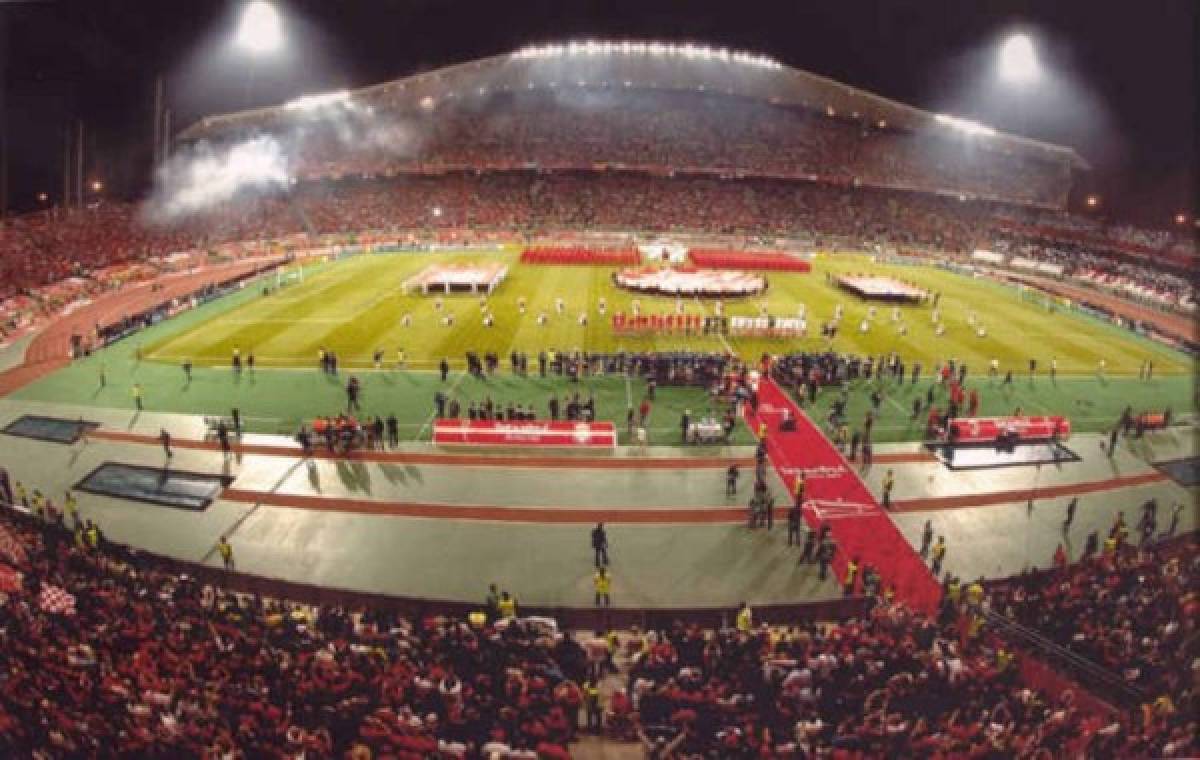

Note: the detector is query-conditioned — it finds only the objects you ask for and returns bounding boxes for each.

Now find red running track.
[744,377,941,613]
[0,259,276,397]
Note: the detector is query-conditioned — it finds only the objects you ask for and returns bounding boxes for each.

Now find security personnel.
[497,591,517,619]
[583,680,602,733]
[593,567,611,607]
[85,521,100,549]
[947,576,962,606]
[793,473,807,509]
[64,491,79,529]
[217,536,235,570]
[966,578,985,608]
[881,470,896,510]
[735,602,753,632]
[843,558,858,596]
[930,537,947,575]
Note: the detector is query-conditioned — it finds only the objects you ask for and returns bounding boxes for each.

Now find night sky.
[2,0,1195,226]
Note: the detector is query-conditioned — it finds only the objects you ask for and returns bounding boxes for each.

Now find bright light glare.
[236,1,283,54]
[285,90,350,111]
[511,40,782,69]
[935,113,996,137]
[999,34,1039,84]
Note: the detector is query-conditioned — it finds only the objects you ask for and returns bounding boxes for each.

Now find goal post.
[276,264,304,289]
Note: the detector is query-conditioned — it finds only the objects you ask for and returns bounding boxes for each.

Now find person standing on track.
[592,567,611,607]
[1063,497,1078,530]
[159,429,172,458]
[920,519,933,557]
[217,536,235,571]
[726,464,739,497]
[439,357,449,382]
[787,504,802,546]
[591,523,609,567]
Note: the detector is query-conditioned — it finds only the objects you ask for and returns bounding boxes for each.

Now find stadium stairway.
[744,377,942,612]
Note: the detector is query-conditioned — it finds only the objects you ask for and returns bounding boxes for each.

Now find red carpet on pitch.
[744,377,941,612]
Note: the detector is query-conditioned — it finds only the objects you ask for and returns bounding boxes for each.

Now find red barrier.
[520,247,639,266]
[948,416,1070,444]
[688,249,811,272]
[433,420,618,448]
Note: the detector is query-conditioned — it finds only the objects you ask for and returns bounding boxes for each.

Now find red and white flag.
[38,582,76,616]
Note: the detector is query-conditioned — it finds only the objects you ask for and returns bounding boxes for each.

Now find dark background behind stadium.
[2,0,1195,225]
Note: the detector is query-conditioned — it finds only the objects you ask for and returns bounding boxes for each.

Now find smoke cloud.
[142,96,431,224]
[144,135,291,222]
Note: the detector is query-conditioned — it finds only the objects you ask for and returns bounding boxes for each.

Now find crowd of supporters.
[0,491,1195,758]
[271,90,1073,208]
[1,170,1192,340]
[986,535,1198,723]
[0,508,589,758]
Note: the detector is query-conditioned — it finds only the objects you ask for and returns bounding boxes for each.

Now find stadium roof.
[178,41,1089,170]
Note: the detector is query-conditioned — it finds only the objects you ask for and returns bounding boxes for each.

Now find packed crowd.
[0,478,1196,757]
[986,531,1198,721]
[596,593,1199,757]
[0,508,589,758]
[1,168,1191,341]
[991,233,1196,312]
[262,89,1073,207]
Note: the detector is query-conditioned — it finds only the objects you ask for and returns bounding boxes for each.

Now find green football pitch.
[139,249,1189,377]
[9,249,1193,445]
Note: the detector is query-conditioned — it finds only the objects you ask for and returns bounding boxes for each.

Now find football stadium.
[0,3,1196,757]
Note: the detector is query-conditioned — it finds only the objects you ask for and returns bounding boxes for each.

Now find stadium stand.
[0,504,1194,757]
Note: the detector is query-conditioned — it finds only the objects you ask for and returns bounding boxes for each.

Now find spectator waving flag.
[39,582,76,616]
[0,525,27,567]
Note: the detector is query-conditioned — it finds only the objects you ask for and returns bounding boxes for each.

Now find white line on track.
[415,370,469,441]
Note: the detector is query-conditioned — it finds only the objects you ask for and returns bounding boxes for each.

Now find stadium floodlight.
[1175,213,1187,225]
[1086,195,1100,207]
[999,33,1039,85]
[236,1,283,55]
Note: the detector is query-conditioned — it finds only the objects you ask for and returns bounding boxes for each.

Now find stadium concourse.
[0,43,1196,760]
